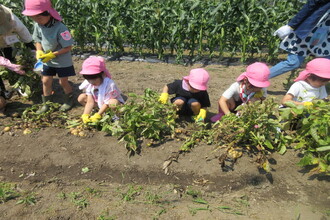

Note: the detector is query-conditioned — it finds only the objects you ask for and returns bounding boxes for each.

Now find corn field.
[5,0,304,62]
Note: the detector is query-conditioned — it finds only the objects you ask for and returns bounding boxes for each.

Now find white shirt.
[0,5,32,48]
[222,82,267,101]
[287,80,327,102]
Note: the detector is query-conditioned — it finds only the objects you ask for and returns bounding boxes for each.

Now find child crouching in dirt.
[211,62,270,122]
[158,68,210,122]
[78,56,125,123]
[282,58,330,107]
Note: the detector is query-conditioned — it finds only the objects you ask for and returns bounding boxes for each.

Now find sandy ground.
[0,59,329,220]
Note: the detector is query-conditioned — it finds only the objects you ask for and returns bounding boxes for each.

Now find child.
[282,58,330,106]
[0,56,25,114]
[211,62,270,122]
[158,68,210,122]
[22,0,75,113]
[78,56,125,123]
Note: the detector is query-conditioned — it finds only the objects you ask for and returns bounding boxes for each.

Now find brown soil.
[0,59,329,220]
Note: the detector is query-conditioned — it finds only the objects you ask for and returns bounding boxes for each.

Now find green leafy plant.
[97,89,178,155]
[16,193,36,206]
[280,100,330,174]
[0,182,20,203]
[68,192,89,210]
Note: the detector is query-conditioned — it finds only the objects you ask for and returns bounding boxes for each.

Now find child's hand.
[195,109,207,122]
[39,51,56,63]
[303,101,313,108]
[81,114,91,124]
[36,50,44,60]
[90,113,102,122]
[158,93,169,104]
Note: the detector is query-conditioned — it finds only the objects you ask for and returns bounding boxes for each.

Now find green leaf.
[316,146,330,152]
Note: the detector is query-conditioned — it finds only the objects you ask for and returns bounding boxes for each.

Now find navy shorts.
[42,65,76,78]
[172,97,199,115]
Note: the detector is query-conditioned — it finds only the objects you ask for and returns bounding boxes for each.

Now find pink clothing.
[182,68,209,91]
[0,56,25,75]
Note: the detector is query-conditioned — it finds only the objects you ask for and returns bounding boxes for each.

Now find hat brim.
[182,76,207,91]
[248,78,270,88]
[22,9,44,16]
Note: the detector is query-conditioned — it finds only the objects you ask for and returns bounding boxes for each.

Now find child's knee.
[173,99,185,107]
[108,99,120,108]
[77,94,87,105]
[190,101,201,109]
[0,96,6,109]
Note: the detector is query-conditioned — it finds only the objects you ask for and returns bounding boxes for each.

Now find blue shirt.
[32,21,74,68]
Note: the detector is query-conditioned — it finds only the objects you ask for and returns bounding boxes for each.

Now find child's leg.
[172,97,186,111]
[78,93,88,106]
[42,75,54,96]
[59,77,73,94]
[0,96,6,114]
[108,99,120,109]
[189,101,201,115]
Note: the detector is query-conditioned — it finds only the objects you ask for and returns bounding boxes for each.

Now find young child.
[211,62,270,122]
[78,56,125,123]
[282,58,330,106]
[158,68,210,122]
[22,0,75,113]
[0,56,25,115]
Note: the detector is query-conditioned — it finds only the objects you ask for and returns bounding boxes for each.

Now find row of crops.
[5,0,304,62]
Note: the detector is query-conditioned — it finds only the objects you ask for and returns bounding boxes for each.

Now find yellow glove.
[303,101,313,108]
[90,113,102,122]
[158,92,169,104]
[36,50,44,60]
[81,114,90,124]
[254,90,264,99]
[39,51,56,63]
[195,109,207,122]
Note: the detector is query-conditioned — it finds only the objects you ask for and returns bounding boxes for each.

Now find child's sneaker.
[111,115,119,122]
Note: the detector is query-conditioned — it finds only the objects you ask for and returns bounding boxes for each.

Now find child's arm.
[97,104,109,115]
[53,46,72,57]
[282,93,303,106]
[159,85,169,104]
[219,96,231,115]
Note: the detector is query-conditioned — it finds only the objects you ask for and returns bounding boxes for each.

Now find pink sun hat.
[80,56,112,79]
[237,62,270,88]
[182,68,209,91]
[22,0,62,21]
[294,58,330,82]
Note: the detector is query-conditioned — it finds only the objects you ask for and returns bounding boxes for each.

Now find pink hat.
[237,62,270,87]
[183,68,209,91]
[294,58,330,82]
[80,56,112,79]
[22,0,62,21]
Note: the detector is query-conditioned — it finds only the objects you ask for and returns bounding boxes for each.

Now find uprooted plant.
[90,88,178,155]
[280,100,330,175]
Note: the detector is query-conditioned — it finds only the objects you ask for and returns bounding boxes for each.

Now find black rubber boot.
[36,95,53,114]
[60,93,74,112]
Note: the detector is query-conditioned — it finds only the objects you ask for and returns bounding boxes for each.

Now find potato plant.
[280,100,330,174]
[0,45,41,99]
[97,89,178,155]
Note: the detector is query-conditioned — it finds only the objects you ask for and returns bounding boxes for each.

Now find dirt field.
[0,58,329,220]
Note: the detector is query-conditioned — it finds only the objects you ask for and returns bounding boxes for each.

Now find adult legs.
[269,53,305,79]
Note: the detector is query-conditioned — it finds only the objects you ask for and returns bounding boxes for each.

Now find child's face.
[87,78,102,86]
[30,15,51,25]
[187,82,201,93]
[307,77,329,88]
[246,80,262,92]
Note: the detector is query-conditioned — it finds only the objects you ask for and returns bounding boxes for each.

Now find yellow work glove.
[81,114,91,124]
[303,101,313,108]
[195,109,207,122]
[158,92,169,104]
[36,50,44,60]
[39,51,56,63]
[90,113,102,122]
[254,90,264,99]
